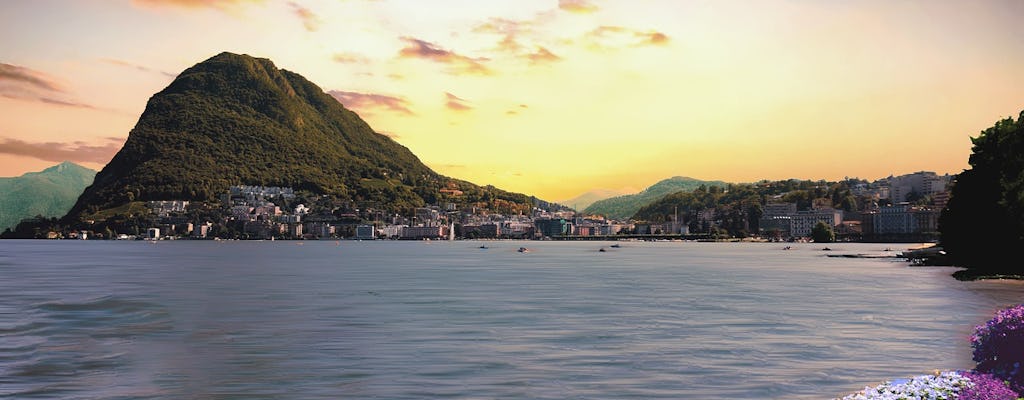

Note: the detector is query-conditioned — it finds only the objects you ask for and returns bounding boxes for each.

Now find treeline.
[630,178,880,238]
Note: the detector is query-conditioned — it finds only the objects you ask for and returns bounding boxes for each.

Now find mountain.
[63,52,534,223]
[582,176,727,220]
[559,188,635,211]
[0,162,96,231]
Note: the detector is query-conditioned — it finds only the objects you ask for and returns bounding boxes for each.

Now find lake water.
[2,240,1022,399]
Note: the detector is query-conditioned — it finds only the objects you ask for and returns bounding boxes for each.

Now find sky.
[2,0,1023,202]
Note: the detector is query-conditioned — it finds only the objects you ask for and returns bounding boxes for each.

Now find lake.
[2,240,1021,399]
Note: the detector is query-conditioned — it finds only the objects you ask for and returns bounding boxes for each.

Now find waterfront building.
[789,208,842,238]
[355,225,376,240]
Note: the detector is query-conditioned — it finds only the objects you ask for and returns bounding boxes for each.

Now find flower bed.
[836,304,1024,400]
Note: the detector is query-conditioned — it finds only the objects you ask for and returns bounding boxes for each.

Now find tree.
[811,221,834,243]
[939,110,1024,275]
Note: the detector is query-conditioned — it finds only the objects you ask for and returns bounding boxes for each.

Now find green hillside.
[0,162,96,231]
[583,176,727,220]
[63,52,535,223]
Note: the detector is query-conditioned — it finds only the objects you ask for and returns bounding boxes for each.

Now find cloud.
[526,47,561,64]
[559,0,599,14]
[0,63,95,109]
[288,1,321,32]
[506,104,529,116]
[131,0,261,11]
[0,137,122,164]
[332,52,372,64]
[643,31,671,46]
[0,63,64,92]
[584,26,671,49]
[445,92,472,111]
[327,90,414,115]
[397,37,492,76]
[101,58,177,78]
[472,17,567,66]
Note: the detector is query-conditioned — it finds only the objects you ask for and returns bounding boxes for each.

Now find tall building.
[888,172,951,203]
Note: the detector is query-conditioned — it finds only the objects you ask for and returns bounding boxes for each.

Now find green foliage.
[584,176,728,220]
[0,162,95,231]
[60,52,534,225]
[940,110,1024,273]
[811,221,835,243]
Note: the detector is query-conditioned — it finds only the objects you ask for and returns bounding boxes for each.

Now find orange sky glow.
[2,0,1023,201]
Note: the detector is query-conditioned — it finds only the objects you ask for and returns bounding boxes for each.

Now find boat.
[599,247,607,252]
[479,245,488,249]
[897,244,951,265]
[610,244,621,248]
[517,247,530,253]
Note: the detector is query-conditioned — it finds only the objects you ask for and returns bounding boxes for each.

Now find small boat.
[610,244,621,248]
[479,245,488,249]
[782,246,792,250]
[599,247,607,252]
[517,247,530,253]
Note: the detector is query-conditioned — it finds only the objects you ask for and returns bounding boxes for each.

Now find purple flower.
[971,304,1024,393]
[959,371,1019,400]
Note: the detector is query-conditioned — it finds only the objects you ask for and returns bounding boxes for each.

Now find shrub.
[971,304,1024,393]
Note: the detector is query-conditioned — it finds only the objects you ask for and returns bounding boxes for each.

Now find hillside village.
[12,171,952,243]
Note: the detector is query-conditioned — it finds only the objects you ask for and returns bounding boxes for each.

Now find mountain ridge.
[63,51,539,224]
[0,162,96,231]
[583,176,728,220]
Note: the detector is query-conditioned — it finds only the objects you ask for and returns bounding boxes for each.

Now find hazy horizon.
[2,0,1022,200]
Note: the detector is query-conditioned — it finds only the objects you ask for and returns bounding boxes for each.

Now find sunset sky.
[2,0,1023,201]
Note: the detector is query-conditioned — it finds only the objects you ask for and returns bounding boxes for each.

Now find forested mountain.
[583,176,727,219]
[0,162,95,231]
[62,52,536,224]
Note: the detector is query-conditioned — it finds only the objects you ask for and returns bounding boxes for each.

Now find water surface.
[2,240,1021,399]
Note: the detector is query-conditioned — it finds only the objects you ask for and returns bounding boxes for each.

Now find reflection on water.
[1,240,1021,399]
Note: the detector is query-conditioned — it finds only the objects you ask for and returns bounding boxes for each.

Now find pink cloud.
[0,63,95,108]
[398,37,492,76]
[0,137,122,164]
[101,58,177,78]
[0,63,64,92]
[445,92,472,111]
[131,0,262,11]
[327,90,414,115]
[288,1,321,32]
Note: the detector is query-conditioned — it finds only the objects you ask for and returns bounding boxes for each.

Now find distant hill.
[63,51,538,223]
[559,188,635,211]
[0,162,96,231]
[583,176,727,220]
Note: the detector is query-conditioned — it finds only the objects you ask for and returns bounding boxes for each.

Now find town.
[34,171,949,243]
